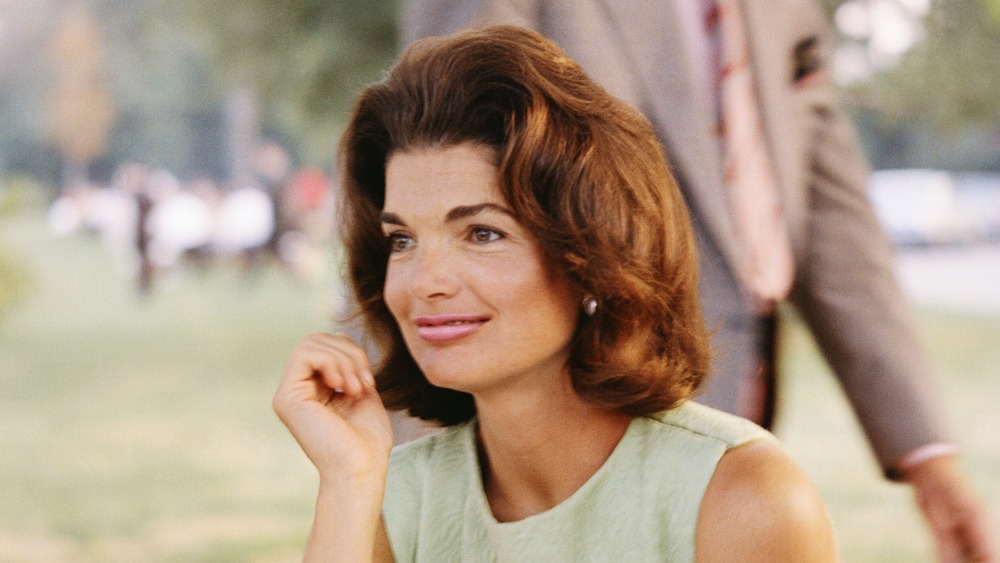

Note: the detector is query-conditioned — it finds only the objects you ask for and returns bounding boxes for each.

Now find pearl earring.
[582,295,598,317]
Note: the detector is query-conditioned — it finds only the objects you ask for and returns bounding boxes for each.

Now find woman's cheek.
[383,264,407,322]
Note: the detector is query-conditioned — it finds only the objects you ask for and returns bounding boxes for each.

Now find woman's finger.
[279,333,372,398]
[306,333,374,393]
[327,333,376,388]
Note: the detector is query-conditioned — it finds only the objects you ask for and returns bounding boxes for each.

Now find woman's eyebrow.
[379,203,514,226]
[444,203,514,222]
[379,211,406,226]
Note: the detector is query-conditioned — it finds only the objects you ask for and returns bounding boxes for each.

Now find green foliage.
[988,0,1000,20]
[184,0,401,164]
[0,184,37,316]
[0,0,227,182]
[0,5,63,185]
[48,5,117,183]
[0,0,399,181]
[92,0,225,178]
[847,0,1000,128]
[836,0,1000,169]
[817,0,845,19]
[0,175,49,213]
[0,245,31,316]
[3,0,997,183]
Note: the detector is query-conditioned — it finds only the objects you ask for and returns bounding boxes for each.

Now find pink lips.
[413,314,489,342]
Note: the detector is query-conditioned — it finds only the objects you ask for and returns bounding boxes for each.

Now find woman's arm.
[273,333,395,563]
[305,477,394,562]
[696,439,838,561]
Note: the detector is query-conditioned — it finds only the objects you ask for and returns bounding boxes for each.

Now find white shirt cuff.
[895,442,961,474]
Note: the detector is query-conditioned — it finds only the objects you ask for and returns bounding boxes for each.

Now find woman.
[273,25,838,562]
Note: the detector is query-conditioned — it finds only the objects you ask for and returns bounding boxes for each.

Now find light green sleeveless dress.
[382,400,774,562]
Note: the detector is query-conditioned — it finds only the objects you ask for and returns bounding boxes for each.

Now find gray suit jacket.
[400,0,948,473]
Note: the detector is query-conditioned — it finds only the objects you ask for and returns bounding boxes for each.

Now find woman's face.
[381,143,580,398]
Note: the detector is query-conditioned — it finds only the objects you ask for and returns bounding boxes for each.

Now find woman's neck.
[473,383,632,523]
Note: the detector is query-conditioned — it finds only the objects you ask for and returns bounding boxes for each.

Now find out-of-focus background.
[1,0,998,560]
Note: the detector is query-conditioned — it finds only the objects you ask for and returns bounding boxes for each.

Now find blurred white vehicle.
[952,172,1000,242]
[867,169,974,246]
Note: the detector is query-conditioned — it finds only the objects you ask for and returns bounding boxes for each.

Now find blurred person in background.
[145,170,215,277]
[129,166,156,295]
[279,166,334,281]
[252,140,334,281]
[254,140,294,260]
[213,181,276,276]
[401,1,995,560]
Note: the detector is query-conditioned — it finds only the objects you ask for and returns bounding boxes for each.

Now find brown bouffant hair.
[339,25,710,425]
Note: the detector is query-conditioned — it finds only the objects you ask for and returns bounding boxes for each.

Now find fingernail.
[362,370,375,388]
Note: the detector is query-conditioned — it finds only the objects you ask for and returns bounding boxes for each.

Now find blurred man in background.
[399,1,995,559]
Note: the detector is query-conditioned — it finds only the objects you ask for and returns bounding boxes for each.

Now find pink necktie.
[705,0,795,311]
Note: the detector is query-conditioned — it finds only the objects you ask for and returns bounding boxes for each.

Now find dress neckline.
[464,416,645,527]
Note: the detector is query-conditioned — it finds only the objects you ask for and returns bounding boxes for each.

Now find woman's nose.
[407,242,460,300]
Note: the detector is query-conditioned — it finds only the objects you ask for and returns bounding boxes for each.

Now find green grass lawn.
[777,310,1000,561]
[2,209,998,561]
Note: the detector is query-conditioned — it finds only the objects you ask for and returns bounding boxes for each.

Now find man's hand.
[903,455,996,562]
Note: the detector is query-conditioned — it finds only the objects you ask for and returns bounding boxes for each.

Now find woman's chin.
[423,371,475,394]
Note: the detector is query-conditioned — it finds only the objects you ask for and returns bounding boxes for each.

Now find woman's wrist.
[305,471,388,563]
[316,450,389,485]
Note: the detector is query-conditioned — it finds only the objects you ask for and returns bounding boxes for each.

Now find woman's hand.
[274,333,396,562]
[273,332,393,480]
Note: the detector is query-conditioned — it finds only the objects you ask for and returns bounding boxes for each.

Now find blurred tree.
[47,4,116,187]
[183,0,399,165]
[5,0,999,189]
[92,0,226,181]
[988,0,1000,19]
[840,0,1000,169]
[0,2,62,188]
[1,0,225,186]
[857,0,1000,128]
[0,183,33,317]
[0,244,29,317]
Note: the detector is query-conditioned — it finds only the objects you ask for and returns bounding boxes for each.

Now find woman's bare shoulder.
[695,439,839,562]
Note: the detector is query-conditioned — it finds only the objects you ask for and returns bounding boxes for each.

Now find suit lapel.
[602,0,742,273]
[742,1,809,253]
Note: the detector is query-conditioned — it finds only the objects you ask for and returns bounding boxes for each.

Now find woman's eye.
[386,233,414,253]
[470,226,502,243]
